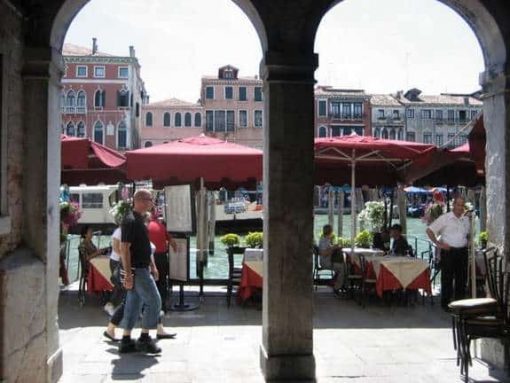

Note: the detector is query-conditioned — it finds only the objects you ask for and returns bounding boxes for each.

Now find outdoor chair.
[313,245,334,290]
[359,254,377,308]
[226,246,246,307]
[77,248,89,306]
[448,248,509,382]
[346,253,363,303]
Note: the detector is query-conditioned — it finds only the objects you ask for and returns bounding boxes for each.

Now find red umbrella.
[61,135,128,185]
[404,115,485,187]
[315,134,436,187]
[314,134,436,248]
[125,135,262,189]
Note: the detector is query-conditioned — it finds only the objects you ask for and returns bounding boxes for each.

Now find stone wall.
[0,0,25,255]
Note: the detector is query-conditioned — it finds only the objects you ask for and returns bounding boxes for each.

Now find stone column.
[478,65,510,372]
[260,52,317,381]
[23,47,62,382]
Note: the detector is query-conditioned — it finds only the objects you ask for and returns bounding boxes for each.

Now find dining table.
[344,248,431,298]
[238,250,263,303]
[87,255,113,293]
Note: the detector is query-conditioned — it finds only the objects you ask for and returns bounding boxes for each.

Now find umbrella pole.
[337,190,344,237]
[470,212,476,298]
[388,188,395,228]
[351,156,356,255]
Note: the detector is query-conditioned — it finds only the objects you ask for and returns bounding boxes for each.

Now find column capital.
[479,64,509,99]
[260,51,318,84]
[22,47,64,82]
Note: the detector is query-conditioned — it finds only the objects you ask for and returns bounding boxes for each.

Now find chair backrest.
[78,246,88,277]
[482,247,509,320]
[227,246,246,277]
[313,245,320,270]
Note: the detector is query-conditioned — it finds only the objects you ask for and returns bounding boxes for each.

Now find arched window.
[389,129,396,140]
[318,126,327,138]
[397,129,403,140]
[66,90,75,111]
[94,121,104,144]
[76,90,86,111]
[117,121,127,149]
[94,89,105,108]
[175,112,182,127]
[382,129,388,139]
[184,112,192,127]
[163,112,171,127]
[194,113,201,127]
[76,121,85,137]
[60,93,66,111]
[374,128,380,138]
[146,112,153,127]
[144,141,153,148]
[66,121,75,136]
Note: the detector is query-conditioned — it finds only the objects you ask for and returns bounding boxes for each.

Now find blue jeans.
[121,268,161,330]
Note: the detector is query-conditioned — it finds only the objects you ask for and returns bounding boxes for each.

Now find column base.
[260,345,316,382]
[479,339,510,378]
[47,347,63,383]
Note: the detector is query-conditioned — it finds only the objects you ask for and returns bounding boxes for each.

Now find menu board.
[169,236,189,282]
[164,185,195,234]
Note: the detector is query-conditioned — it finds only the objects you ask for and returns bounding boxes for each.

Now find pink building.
[201,65,264,149]
[141,98,203,147]
[314,86,372,138]
[61,39,147,150]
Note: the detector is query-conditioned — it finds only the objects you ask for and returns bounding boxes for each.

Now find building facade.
[400,88,483,147]
[61,39,147,151]
[200,65,264,149]
[314,86,372,138]
[370,94,406,140]
[141,98,204,147]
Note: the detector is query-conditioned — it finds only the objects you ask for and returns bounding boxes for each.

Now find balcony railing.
[329,113,365,120]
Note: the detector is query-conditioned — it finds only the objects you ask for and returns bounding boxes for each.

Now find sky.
[64,0,484,103]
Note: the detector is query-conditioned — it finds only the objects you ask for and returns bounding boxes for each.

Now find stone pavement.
[58,289,506,382]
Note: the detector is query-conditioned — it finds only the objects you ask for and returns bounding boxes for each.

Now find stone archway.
[0,1,509,382]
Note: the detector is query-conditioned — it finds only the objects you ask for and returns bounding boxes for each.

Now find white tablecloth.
[244,248,263,262]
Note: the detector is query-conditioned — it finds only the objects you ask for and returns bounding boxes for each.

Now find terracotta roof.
[401,93,483,106]
[201,75,260,81]
[370,94,403,107]
[63,43,114,57]
[315,86,366,97]
[147,98,201,108]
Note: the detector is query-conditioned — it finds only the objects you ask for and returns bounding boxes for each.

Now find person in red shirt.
[147,212,176,312]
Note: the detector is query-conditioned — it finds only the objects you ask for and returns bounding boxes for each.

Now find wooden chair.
[346,252,363,303]
[77,247,89,306]
[448,247,507,382]
[359,254,377,308]
[226,246,246,307]
[313,245,334,290]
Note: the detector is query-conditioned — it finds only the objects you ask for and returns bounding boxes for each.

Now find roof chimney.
[129,46,135,58]
[92,37,98,55]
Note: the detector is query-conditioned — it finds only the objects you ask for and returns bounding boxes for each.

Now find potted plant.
[355,230,372,249]
[245,231,263,248]
[358,201,385,233]
[478,231,488,249]
[220,233,240,248]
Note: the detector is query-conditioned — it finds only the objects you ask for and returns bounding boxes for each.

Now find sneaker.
[103,303,115,316]
[136,336,162,354]
[118,339,136,353]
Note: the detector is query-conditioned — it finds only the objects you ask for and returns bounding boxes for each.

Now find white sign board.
[164,185,195,233]
[169,237,189,282]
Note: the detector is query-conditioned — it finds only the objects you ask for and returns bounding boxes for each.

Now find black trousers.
[154,252,169,312]
[440,247,468,307]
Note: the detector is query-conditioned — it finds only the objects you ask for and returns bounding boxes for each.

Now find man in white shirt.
[426,196,470,310]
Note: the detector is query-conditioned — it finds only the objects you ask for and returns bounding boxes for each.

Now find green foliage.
[337,237,352,248]
[109,200,132,225]
[245,231,263,248]
[358,201,385,232]
[355,230,372,248]
[478,231,488,248]
[220,233,240,247]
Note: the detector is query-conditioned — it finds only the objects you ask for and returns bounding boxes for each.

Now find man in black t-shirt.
[118,189,162,354]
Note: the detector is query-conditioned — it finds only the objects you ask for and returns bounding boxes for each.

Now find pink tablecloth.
[238,261,262,303]
[87,256,113,293]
